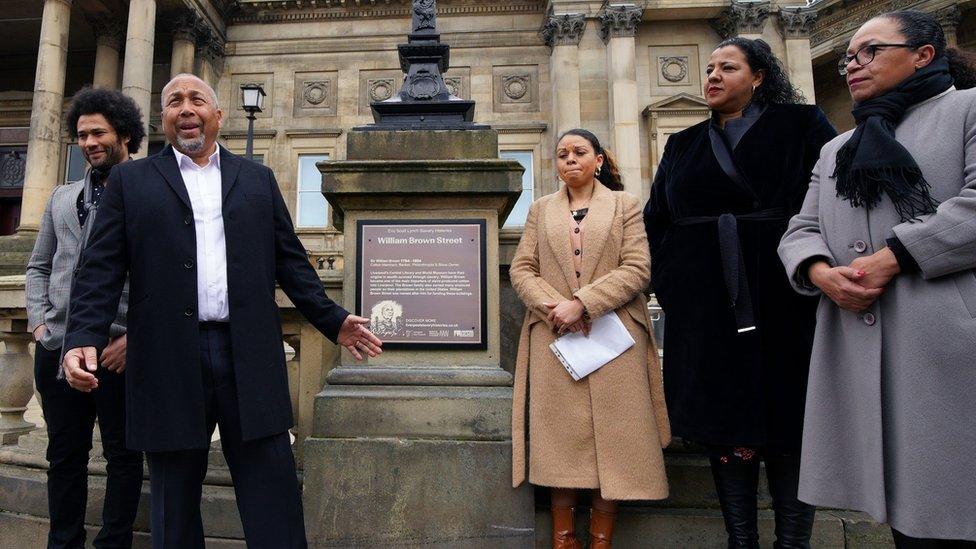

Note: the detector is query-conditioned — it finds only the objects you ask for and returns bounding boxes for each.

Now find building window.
[297,154,330,227]
[500,150,534,228]
[65,144,87,183]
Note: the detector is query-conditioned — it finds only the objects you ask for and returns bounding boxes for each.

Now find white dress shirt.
[174,145,229,321]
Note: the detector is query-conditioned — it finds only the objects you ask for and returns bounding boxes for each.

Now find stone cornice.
[540,13,587,47]
[232,0,542,24]
[810,0,924,47]
[779,7,817,39]
[934,4,962,31]
[598,4,643,43]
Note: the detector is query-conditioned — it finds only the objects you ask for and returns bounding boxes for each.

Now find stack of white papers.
[549,312,636,381]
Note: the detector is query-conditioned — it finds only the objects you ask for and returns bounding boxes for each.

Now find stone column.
[19,0,72,234]
[780,9,818,103]
[87,14,125,89]
[600,4,644,198]
[121,0,157,159]
[168,8,202,77]
[542,13,586,136]
[935,5,962,47]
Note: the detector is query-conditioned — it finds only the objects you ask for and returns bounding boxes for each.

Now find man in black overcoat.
[61,74,382,548]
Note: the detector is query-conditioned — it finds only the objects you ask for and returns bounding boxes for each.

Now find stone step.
[0,460,894,548]
[0,463,245,539]
[0,511,244,549]
[533,507,894,548]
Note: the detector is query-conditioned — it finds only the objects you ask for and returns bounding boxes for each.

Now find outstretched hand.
[62,346,99,392]
[337,315,383,360]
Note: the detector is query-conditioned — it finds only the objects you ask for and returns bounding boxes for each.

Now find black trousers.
[34,343,144,549]
[707,448,815,549]
[892,529,976,548]
[145,323,307,549]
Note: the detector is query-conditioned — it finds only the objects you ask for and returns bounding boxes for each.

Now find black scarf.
[834,58,952,222]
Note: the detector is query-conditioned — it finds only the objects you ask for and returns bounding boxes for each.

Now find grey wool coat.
[778,87,976,541]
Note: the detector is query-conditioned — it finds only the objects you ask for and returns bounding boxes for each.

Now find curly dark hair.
[880,10,976,90]
[714,37,804,105]
[66,87,145,154]
[556,129,624,192]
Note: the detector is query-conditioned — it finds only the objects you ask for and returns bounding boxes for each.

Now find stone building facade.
[0,0,972,261]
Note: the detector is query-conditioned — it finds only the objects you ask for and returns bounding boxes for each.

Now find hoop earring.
[595,166,602,176]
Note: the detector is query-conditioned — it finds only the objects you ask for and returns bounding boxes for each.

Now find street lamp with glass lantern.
[240,83,266,161]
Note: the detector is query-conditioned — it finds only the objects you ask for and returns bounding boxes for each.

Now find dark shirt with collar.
[708,103,767,183]
[77,167,108,227]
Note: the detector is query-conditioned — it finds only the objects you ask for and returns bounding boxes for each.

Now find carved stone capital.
[599,4,643,43]
[780,8,817,39]
[85,13,126,50]
[541,13,586,47]
[164,7,207,43]
[196,29,226,62]
[713,0,772,38]
[934,5,962,33]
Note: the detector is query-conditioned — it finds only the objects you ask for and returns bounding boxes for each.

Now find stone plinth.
[303,128,533,547]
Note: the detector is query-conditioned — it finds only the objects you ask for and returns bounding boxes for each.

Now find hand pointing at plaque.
[338,315,384,360]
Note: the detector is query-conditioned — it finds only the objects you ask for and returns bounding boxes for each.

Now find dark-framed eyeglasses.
[837,43,917,76]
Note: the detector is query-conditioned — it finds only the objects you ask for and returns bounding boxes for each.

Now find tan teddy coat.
[510,182,670,501]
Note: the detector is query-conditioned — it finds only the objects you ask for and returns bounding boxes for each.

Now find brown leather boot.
[551,505,582,549]
[589,507,617,549]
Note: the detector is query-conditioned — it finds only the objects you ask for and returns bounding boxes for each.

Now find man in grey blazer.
[26,88,145,548]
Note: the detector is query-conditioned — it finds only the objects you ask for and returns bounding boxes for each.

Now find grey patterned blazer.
[26,172,127,352]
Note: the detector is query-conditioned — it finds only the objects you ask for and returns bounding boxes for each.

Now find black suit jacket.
[64,145,349,452]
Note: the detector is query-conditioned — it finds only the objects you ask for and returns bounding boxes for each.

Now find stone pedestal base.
[303,436,533,548]
[303,384,533,547]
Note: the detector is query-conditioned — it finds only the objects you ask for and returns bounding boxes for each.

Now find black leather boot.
[709,455,761,549]
[765,453,815,549]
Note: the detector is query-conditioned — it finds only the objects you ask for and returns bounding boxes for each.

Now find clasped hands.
[808,247,901,312]
[544,298,590,337]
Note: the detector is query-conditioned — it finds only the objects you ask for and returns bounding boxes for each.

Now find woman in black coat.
[644,38,836,548]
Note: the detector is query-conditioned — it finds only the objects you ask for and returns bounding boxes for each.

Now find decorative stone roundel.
[660,56,688,83]
[369,79,395,102]
[445,77,461,98]
[303,81,329,105]
[503,75,529,100]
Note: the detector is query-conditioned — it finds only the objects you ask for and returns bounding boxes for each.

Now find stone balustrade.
[0,273,342,470]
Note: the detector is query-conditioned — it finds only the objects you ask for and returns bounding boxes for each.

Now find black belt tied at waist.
[674,208,787,334]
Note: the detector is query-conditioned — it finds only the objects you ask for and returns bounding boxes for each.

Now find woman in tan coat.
[510,129,671,549]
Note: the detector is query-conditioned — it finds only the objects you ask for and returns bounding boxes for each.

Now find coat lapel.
[580,183,614,284]
[219,145,241,204]
[152,145,192,210]
[61,180,84,239]
[544,186,579,289]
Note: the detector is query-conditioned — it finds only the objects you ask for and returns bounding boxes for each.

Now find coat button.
[184,259,194,269]
[752,200,761,208]
[184,307,195,317]
[862,312,876,326]
[184,215,192,225]
[853,240,868,253]
[574,249,581,256]
[574,227,580,234]
[576,271,581,278]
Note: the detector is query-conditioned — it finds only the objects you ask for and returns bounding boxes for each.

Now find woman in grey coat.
[778,11,976,547]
